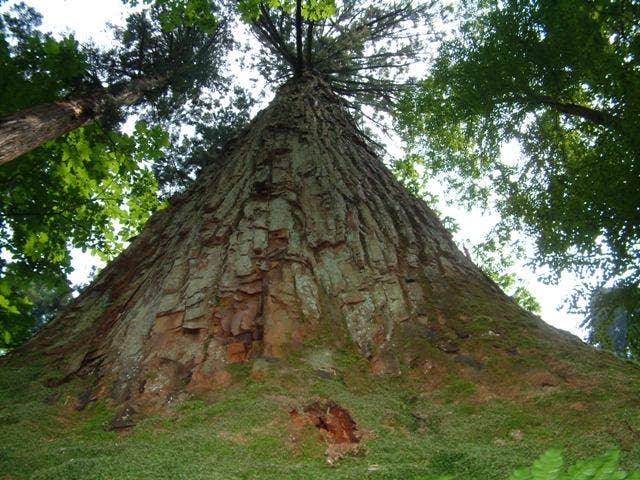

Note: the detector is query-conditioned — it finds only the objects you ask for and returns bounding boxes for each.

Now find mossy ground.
[1,346,639,480]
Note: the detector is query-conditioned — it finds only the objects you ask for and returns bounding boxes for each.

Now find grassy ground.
[1,347,639,480]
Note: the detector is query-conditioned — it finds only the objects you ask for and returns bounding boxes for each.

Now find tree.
[0,1,231,165]
[0,76,166,165]
[397,0,640,353]
[10,0,614,417]
[0,1,234,348]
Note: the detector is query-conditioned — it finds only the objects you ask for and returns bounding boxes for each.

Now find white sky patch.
[68,248,104,288]
[16,0,127,46]
[4,0,586,339]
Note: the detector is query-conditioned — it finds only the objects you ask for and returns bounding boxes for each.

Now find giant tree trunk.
[0,76,165,166]
[28,74,598,408]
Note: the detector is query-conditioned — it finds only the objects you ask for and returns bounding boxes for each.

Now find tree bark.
[0,76,166,166]
[294,0,304,76]
[526,94,611,127]
[26,74,590,409]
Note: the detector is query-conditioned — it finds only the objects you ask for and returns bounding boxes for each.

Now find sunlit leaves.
[0,6,94,348]
[419,449,639,479]
[237,0,335,22]
[0,122,165,348]
[301,0,336,21]
[392,154,424,198]
[125,0,219,32]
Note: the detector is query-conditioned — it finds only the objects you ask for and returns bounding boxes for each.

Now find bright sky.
[3,0,586,338]
[19,0,127,45]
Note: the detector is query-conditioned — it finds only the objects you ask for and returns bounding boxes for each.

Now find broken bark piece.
[289,399,361,463]
[225,341,251,363]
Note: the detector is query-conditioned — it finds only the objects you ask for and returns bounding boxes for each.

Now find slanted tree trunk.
[0,76,166,166]
[27,74,597,409]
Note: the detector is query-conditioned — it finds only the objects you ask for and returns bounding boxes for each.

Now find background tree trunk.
[0,76,166,166]
[28,74,596,408]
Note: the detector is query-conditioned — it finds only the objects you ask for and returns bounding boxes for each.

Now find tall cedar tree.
[9,0,630,418]
[0,1,232,165]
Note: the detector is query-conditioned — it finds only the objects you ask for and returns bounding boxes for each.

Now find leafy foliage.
[419,449,640,480]
[125,0,219,32]
[398,0,640,350]
[0,121,168,349]
[237,0,336,21]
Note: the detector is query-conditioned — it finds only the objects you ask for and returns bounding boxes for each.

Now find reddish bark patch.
[289,400,360,445]
[212,293,264,363]
[225,341,250,362]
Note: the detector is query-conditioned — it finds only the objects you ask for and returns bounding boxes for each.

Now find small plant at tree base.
[508,449,640,480]
[417,449,639,480]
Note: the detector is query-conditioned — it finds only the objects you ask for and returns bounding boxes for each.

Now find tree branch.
[525,94,611,127]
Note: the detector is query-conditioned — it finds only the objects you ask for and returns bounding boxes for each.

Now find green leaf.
[0,295,20,315]
[509,468,534,480]
[531,449,563,480]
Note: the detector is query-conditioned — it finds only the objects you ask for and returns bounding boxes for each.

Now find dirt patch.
[289,400,361,463]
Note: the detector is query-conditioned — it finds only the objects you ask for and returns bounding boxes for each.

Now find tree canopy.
[243,0,436,113]
[398,0,640,356]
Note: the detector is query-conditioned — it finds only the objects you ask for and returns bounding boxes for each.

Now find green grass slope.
[1,344,639,480]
